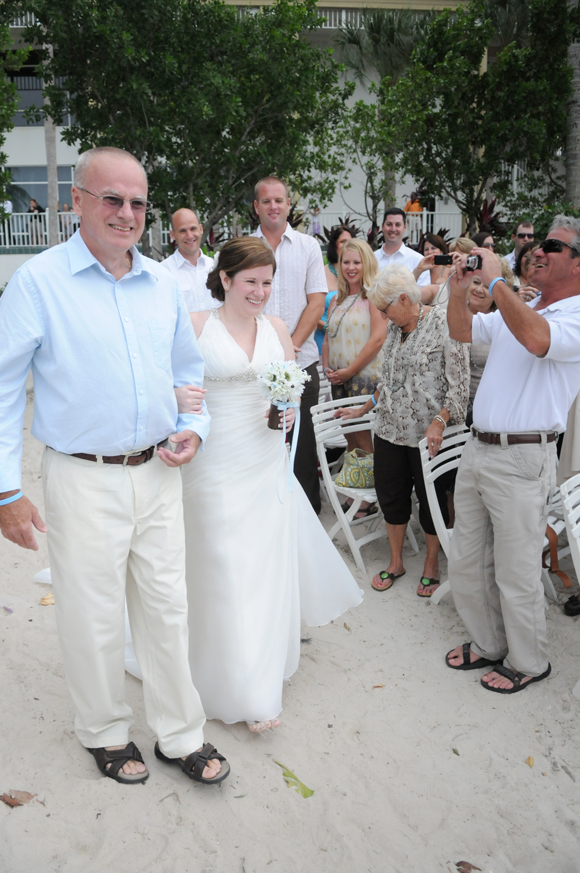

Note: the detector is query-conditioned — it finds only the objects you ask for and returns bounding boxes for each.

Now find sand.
[2,397,580,873]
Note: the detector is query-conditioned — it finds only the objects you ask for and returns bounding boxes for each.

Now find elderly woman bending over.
[337,264,470,597]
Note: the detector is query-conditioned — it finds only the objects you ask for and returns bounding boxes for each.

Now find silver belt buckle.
[122,448,148,466]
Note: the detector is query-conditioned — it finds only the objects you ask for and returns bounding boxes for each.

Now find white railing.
[405,211,464,245]
[0,212,81,247]
[0,212,49,247]
[10,12,36,27]
[317,8,365,28]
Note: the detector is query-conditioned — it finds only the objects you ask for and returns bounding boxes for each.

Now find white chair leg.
[431,579,451,605]
[541,568,558,603]
[406,523,419,554]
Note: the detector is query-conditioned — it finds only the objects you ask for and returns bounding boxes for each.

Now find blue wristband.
[0,490,23,507]
[370,394,377,407]
[487,277,507,296]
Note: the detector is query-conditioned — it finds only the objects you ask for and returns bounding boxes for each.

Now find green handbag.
[334,448,374,489]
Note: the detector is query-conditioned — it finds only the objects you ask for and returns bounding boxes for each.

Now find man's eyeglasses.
[538,237,580,256]
[77,186,151,213]
[516,232,535,240]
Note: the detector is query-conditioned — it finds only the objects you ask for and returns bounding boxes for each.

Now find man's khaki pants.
[41,447,206,756]
[448,434,556,677]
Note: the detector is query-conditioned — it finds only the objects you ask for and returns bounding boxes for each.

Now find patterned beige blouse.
[327,293,383,395]
[375,305,469,447]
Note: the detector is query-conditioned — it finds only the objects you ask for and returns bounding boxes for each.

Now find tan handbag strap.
[542,523,572,588]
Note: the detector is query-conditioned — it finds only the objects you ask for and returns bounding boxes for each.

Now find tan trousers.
[448,434,556,677]
[41,448,206,756]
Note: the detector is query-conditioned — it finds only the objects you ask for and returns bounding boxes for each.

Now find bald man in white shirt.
[445,216,580,695]
[162,208,219,313]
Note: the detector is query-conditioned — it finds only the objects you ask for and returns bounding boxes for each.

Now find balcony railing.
[10,12,36,27]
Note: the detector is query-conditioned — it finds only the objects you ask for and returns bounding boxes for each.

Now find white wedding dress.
[180,309,362,724]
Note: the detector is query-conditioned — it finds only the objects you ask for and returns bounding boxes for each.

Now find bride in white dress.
[177,237,362,732]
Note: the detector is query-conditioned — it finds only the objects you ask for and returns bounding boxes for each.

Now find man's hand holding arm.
[159,289,209,468]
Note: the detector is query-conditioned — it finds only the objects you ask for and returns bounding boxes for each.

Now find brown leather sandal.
[87,741,149,785]
[154,741,230,785]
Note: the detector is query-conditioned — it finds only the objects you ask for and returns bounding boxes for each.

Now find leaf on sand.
[453,748,460,756]
[1,790,37,808]
[274,761,314,798]
[343,622,351,632]
[372,684,385,689]
[525,756,534,768]
[40,592,55,606]
[456,863,482,872]
[3,606,13,614]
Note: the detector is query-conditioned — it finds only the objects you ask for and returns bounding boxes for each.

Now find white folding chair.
[558,473,580,697]
[312,396,418,573]
[421,427,565,605]
[419,425,470,605]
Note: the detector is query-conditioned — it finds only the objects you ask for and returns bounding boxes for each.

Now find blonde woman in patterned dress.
[336,264,470,597]
[321,238,386,456]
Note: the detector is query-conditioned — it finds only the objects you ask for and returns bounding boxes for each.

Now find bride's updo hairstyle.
[207,237,277,301]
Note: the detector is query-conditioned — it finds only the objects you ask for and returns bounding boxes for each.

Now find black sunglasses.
[77,186,151,213]
[538,238,580,256]
[516,232,535,239]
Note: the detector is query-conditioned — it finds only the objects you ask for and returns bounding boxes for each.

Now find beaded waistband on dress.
[204,369,258,383]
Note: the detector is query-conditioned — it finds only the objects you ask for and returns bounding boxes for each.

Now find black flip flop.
[417,577,440,598]
[154,741,230,785]
[445,642,502,672]
[480,662,551,694]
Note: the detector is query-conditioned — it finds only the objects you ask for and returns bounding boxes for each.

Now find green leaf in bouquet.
[274,760,314,798]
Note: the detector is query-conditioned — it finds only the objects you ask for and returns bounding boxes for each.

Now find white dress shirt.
[505,250,517,270]
[161,249,219,313]
[253,224,327,369]
[472,295,580,433]
[0,230,210,491]
[374,242,430,287]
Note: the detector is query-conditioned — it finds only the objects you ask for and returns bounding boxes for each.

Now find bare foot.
[181,747,222,780]
[105,744,147,776]
[247,719,281,733]
[481,670,533,691]
[446,644,485,668]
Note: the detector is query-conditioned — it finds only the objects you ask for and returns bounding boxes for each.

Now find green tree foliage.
[24,0,352,240]
[0,4,27,218]
[384,0,572,233]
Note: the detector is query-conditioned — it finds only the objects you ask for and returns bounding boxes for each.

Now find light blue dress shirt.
[0,230,209,491]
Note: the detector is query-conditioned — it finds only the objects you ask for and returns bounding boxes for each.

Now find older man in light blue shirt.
[0,147,229,787]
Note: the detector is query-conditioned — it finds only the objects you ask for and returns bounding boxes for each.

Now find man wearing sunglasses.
[505,219,535,270]
[445,216,580,695]
[0,146,230,786]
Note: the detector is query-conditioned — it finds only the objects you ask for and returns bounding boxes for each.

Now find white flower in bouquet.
[257,361,311,405]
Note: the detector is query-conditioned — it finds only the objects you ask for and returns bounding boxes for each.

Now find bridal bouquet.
[258,361,311,429]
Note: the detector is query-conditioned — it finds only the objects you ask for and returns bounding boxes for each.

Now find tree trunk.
[149,211,164,261]
[43,52,59,247]
[566,3,580,206]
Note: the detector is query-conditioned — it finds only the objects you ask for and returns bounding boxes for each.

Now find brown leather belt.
[472,428,557,446]
[69,440,167,466]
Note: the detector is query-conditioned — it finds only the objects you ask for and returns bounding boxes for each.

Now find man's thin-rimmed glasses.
[77,186,151,213]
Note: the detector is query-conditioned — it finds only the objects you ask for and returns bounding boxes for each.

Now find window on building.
[7,166,75,211]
